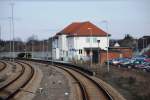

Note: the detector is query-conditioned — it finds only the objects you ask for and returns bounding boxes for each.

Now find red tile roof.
[56,21,109,37]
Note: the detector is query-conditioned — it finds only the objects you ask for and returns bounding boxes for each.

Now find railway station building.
[52,21,110,63]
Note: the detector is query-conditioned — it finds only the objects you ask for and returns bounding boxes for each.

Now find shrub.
[17,53,25,58]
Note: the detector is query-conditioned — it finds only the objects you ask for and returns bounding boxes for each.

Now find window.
[93,37,97,43]
[86,37,90,43]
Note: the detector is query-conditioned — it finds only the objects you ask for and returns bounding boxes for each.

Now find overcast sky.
[0,0,150,41]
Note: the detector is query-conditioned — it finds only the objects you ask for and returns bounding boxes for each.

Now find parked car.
[112,58,120,65]
[117,59,131,67]
[104,58,128,65]
[112,58,129,66]
[132,55,148,61]
[119,59,144,68]
[144,58,150,63]
[134,62,150,71]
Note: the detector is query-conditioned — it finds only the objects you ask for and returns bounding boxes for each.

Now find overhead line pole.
[42,40,45,60]
[8,17,12,61]
[47,40,49,60]
[10,2,15,62]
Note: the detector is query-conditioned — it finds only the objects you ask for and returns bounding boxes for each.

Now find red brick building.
[84,47,133,64]
[99,50,122,64]
[109,47,133,58]
[99,47,133,64]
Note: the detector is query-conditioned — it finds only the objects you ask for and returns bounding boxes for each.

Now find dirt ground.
[31,62,70,100]
[76,63,150,100]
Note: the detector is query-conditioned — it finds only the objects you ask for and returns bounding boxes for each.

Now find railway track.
[55,65,89,100]
[19,59,125,100]
[54,64,114,100]
[0,61,35,100]
[3,59,124,100]
[0,61,7,72]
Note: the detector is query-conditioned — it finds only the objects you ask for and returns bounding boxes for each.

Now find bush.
[17,53,25,58]
[17,53,31,58]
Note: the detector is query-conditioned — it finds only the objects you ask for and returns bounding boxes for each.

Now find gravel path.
[32,62,70,100]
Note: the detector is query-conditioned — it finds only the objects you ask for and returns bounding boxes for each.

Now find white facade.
[52,35,68,60]
[52,35,109,61]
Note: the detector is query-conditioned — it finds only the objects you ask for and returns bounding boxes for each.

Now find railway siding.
[15,59,126,100]
[14,61,43,100]
[0,62,23,90]
[0,61,42,100]
[0,61,6,72]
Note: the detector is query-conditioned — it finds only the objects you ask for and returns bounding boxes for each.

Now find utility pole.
[100,20,110,72]
[105,21,110,72]
[1,16,18,60]
[10,2,15,62]
[31,40,33,59]
[107,28,109,72]
[42,40,45,60]
[47,40,49,60]
[8,17,12,61]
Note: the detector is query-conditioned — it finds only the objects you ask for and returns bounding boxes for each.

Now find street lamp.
[25,43,27,58]
[97,40,100,64]
[100,20,110,72]
[88,28,93,68]
[31,40,34,59]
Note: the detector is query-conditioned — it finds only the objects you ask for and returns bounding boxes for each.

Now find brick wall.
[99,51,122,64]
[99,47,133,64]
[112,48,132,58]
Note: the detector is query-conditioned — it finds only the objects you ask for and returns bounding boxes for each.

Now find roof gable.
[56,21,108,37]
